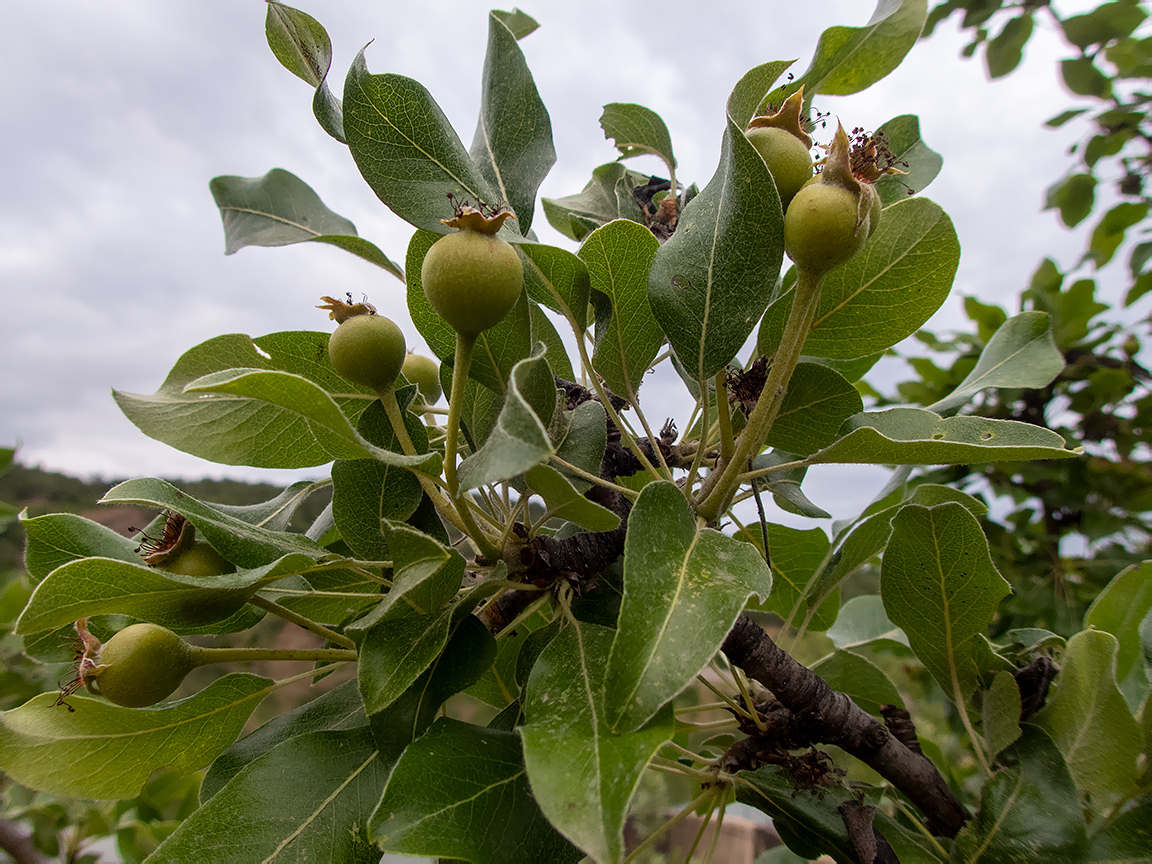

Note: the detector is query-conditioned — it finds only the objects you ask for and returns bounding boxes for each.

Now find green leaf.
[113,331,375,470]
[750,452,831,519]
[816,486,986,607]
[457,349,557,491]
[810,650,904,715]
[927,311,1064,415]
[1033,629,1142,809]
[369,614,496,759]
[1063,1,1148,48]
[265,2,329,87]
[407,228,458,362]
[541,162,648,242]
[264,2,345,142]
[493,9,539,39]
[212,480,324,532]
[881,503,1011,699]
[581,220,663,400]
[183,367,439,473]
[605,482,773,732]
[1045,172,1097,228]
[732,60,796,128]
[520,622,673,863]
[982,671,1022,758]
[353,524,465,714]
[151,727,386,864]
[209,170,400,276]
[1045,108,1089,128]
[759,197,959,360]
[20,512,140,583]
[372,718,582,863]
[525,464,619,531]
[985,13,1034,78]
[470,11,555,234]
[0,674,272,799]
[811,407,1081,465]
[794,0,928,96]
[331,399,426,561]
[13,552,319,635]
[528,302,576,381]
[949,727,1087,863]
[648,114,784,381]
[736,766,936,863]
[873,115,944,206]
[1085,561,1152,711]
[748,524,839,632]
[1061,57,1112,97]
[344,50,502,235]
[520,241,593,332]
[600,103,676,176]
[102,477,325,568]
[1087,201,1149,268]
[1089,791,1152,859]
[272,566,381,627]
[762,362,863,456]
[466,602,552,708]
[407,229,534,394]
[826,595,910,652]
[201,679,365,801]
[553,400,608,491]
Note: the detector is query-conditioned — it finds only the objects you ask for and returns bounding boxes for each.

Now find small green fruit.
[422,228,523,337]
[784,182,868,276]
[402,353,442,404]
[328,313,406,390]
[88,624,196,708]
[745,126,813,209]
[154,541,235,578]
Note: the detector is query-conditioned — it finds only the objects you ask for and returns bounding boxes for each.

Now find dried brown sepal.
[727,356,770,415]
[55,618,106,710]
[317,294,377,324]
[848,127,909,184]
[136,511,194,565]
[442,197,516,236]
[817,122,878,237]
[746,86,813,149]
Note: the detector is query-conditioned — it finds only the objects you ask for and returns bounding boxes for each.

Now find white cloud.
[0,0,1106,495]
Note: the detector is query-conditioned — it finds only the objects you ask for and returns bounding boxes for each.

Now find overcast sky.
[0,1,1117,521]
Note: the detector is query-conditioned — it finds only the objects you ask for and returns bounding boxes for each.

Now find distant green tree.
[883,0,1152,634]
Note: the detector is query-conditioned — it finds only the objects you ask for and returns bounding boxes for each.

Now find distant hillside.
[0,463,331,571]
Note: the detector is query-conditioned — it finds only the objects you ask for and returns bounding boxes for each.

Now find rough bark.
[722,614,970,838]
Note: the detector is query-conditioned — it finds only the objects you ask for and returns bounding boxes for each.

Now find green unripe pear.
[785,182,869,276]
[87,624,197,708]
[154,540,235,578]
[745,126,813,209]
[422,227,523,337]
[402,353,443,404]
[328,313,407,390]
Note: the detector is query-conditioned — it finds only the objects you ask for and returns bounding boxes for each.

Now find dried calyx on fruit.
[421,198,524,337]
[318,294,406,391]
[784,122,889,277]
[58,619,196,709]
[745,86,815,209]
[137,512,235,577]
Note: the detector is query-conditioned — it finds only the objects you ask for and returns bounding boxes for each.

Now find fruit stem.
[247,594,357,649]
[696,267,826,523]
[443,332,477,498]
[375,382,474,540]
[714,372,735,462]
[441,333,501,562]
[189,646,358,666]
